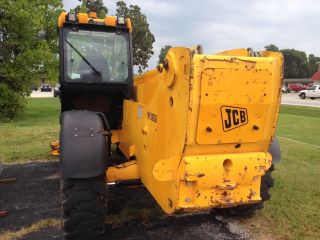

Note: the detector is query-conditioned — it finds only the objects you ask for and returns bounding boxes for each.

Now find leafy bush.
[0,83,26,120]
[0,0,62,121]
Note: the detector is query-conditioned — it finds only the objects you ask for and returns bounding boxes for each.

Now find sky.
[63,0,320,70]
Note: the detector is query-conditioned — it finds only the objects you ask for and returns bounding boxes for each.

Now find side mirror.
[38,30,47,40]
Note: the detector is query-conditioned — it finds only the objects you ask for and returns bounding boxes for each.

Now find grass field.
[0,98,60,163]
[0,99,319,239]
[244,105,320,240]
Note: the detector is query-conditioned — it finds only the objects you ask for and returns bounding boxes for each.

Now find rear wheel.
[300,93,306,99]
[219,164,275,216]
[61,175,106,240]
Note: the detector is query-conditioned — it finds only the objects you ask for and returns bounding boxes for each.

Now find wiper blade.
[65,39,100,76]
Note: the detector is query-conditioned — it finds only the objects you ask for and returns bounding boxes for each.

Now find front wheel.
[300,93,306,99]
[60,175,107,240]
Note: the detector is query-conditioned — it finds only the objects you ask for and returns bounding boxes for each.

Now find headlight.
[68,13,77,22]
[117,17,125,25]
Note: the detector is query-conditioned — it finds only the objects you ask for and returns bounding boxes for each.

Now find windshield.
[65,29,129,82]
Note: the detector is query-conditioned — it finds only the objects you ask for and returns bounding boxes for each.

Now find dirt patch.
[0,162,60,232]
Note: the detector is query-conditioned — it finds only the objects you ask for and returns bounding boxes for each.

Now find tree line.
[264,44,319,79]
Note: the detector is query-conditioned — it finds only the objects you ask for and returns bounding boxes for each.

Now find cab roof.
[58,12,132,33]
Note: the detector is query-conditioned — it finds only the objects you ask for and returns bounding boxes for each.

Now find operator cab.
[58,12,133,129]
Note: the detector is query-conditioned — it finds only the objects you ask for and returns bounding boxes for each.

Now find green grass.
[277,105,320,145]
[0,98,60,163]
[244,105,320,240]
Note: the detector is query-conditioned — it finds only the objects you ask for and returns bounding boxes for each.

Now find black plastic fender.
[268,137,281,164]
[60,110,108,178]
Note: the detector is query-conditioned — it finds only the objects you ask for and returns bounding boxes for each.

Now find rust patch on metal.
[247,189,256,200]
[197,173,205,178]
[215,183,237,190]
[223,178,231,183]
[221,191,228,198]
[218,193,234,205]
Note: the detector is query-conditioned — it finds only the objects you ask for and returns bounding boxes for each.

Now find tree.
[116,1,155,73]
[0,0,63,120]
[308,54,320,75]
[265,44,320,78]
[116,1,128,17]
[281,49,309,78]
[264,44,279,52]
[74,0,108,17]
[79,1,88,13]
[158,45,172,64]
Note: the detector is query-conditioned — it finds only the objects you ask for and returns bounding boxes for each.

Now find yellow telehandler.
[57,11,283,239]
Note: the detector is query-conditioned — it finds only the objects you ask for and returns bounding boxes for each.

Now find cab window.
[65,30,129,82]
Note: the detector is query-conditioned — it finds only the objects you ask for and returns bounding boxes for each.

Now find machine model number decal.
[221,106,248,131]
[147,112,158,123]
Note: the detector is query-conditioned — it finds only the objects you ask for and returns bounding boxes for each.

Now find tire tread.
[61,175,106,240]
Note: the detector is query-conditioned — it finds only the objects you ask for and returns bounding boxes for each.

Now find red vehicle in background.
[288,83,308,92]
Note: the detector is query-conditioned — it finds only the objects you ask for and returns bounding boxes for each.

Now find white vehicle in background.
[299,85,320,99]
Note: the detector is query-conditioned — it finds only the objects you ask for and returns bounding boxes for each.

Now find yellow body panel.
[50,140,60,156]
[106,160,140,183]
[126,18,133,33]
[51,45,283,214]
[117,47,283,213]
[58,12,67,28]
[78,13,89,24]
[177,152,271,208]
[104,16,117,27]
[118,48,192,213]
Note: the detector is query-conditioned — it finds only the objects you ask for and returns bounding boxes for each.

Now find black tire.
[218,164,275,216]
[61,175,107,240]
[300,93,306,99]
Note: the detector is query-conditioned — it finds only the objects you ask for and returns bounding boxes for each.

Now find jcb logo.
[221,106,248,132]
